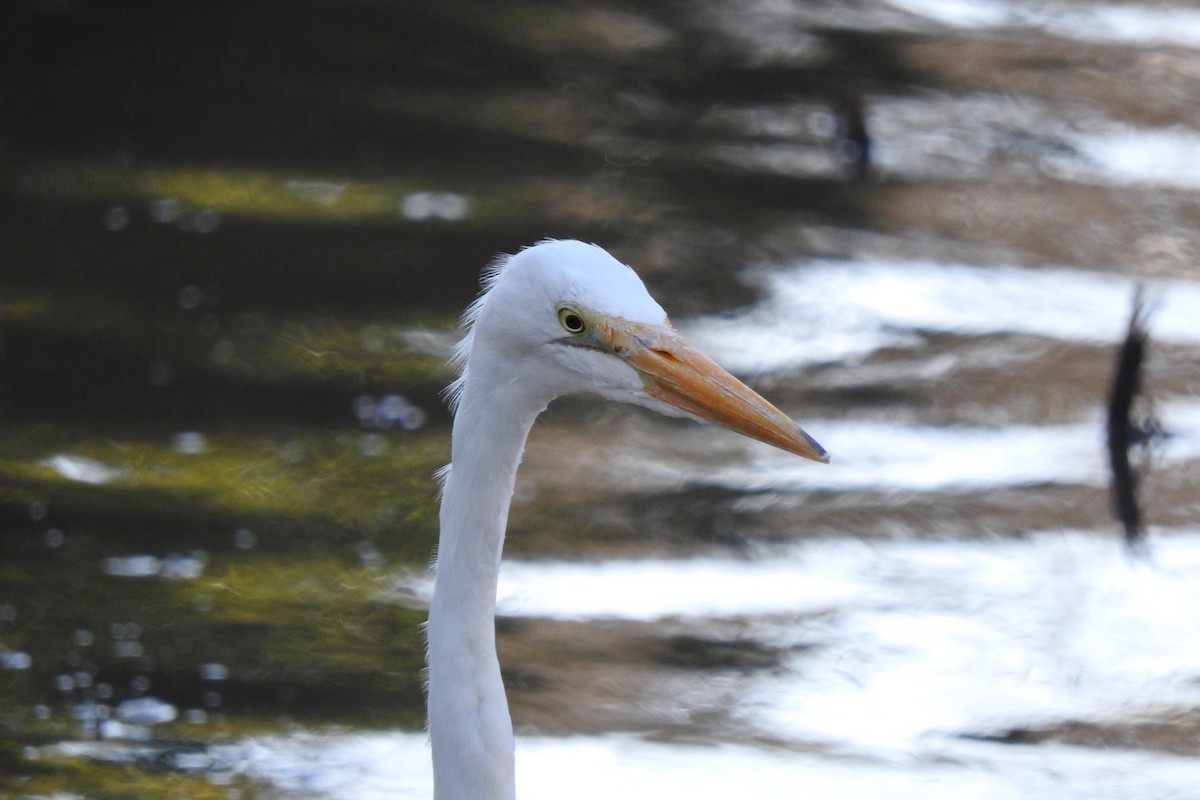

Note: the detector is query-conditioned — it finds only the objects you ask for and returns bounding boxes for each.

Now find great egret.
[429,239,828,800]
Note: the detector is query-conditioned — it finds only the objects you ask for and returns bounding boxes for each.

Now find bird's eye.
[558,307,586,334]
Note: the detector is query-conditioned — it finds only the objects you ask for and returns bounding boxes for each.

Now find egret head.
[452,239,827,462]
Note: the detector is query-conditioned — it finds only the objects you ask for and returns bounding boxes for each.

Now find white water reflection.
[875,96,1200,190]
[710,87,1200,190]
[494,545,869,621]
[704,399,1200,494]
[743,533,1200,752]
[885,0,1200,49]
[687,259,1200,374]
[1068,127,1200,190]
[242,531,1200,799]
[713,417,1106,492]
[232,728,1200,800]
[490,530,1200,622]
[40,454,126,485]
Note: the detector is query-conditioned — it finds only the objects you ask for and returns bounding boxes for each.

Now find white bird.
[429,239,828,800]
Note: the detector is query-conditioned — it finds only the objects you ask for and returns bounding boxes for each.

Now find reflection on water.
[886,0,1200,48]
[3,0,1200,798]
[235,528,1200,797]
[1069,127,1200,190]
[688,259,1200,374]
[730,401,1200,492]
[41,454,128,485]
[230,723,1200,800]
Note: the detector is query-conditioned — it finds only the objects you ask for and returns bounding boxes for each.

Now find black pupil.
[565,314,583,331]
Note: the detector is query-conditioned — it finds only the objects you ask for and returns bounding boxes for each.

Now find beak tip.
[805,443,831,464]
[791,431,829,464]
[620,321,831,466]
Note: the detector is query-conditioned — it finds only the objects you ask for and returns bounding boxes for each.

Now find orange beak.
[598,318,829,463]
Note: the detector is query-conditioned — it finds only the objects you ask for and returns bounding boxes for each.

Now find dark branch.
[1105,286,1151,549]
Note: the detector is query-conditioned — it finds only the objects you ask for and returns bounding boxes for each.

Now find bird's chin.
[621,391,703,422]
[588,375,710,422]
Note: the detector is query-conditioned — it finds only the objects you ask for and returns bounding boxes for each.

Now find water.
[885,0,1200,49]
[226,728,1200,800]
[686,260,1200,373]
[4,0,1200,798]
[233,523,1200,795]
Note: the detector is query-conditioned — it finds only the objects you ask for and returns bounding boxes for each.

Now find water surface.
[3,1,1199,798]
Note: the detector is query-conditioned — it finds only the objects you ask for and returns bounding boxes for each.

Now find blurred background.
[2,1,1199,797]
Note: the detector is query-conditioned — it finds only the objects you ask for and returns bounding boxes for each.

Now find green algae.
[1,751,260,800]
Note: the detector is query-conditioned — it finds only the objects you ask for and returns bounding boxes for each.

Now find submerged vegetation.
[0,424,442,795]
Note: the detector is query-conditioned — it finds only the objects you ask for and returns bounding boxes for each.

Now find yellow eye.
[558,307,586,334]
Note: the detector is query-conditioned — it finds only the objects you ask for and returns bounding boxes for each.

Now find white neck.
[428,376,545,800]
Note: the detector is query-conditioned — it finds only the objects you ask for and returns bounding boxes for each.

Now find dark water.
[2,1,1199,797]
